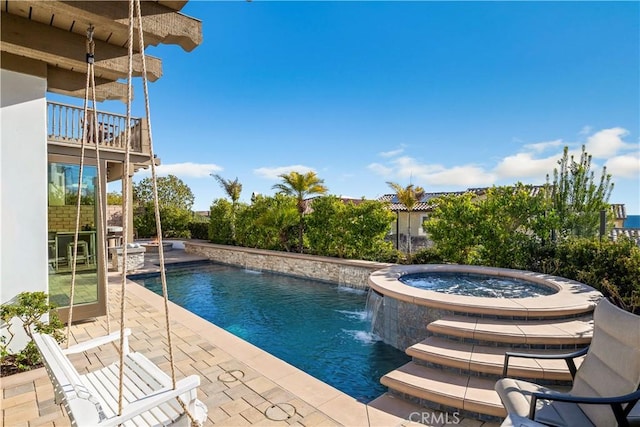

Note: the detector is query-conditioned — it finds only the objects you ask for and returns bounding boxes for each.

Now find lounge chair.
[495,298,640,427]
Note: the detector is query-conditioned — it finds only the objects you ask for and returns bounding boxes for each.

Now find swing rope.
[89,28,112,338]
[60,6,200,424]
[116,0,135,414]
[116,1,200,424]
[65,25,112,345]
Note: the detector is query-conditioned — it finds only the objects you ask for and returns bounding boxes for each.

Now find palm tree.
[387,181,425,259]
[211,174,242,242]
[273,171,328,252]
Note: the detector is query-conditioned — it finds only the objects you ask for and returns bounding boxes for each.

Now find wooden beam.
[54,0,203,52]
[1,13,163,82]
[46,67,129,102]
[0,51,47,79]
[158,1,189,12]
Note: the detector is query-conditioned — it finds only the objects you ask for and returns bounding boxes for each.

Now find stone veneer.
[109,246,145,272]
[369,290,450,350]
[184,241,392,290]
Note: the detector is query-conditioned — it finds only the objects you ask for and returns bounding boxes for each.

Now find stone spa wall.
[183,242,391,290]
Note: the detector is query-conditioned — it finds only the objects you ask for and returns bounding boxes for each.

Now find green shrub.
[209,199,234,244]
[411,247,446,265]
[189,219,209,240]
[553,237,640,313]
[1,292,64,376]
[134,203,192,238]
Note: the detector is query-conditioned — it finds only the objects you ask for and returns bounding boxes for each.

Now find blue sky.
[103,1,639,213]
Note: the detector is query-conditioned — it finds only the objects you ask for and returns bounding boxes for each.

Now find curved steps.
[407,336,584,381]
[427,315,593,346]
[381,362,507,418]
[380,308,594,421]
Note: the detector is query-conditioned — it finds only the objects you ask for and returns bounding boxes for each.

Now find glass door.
[47,158,106,322]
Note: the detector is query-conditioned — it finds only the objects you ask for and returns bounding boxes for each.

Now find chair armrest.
[530,388,640,427]
[99,375,201,427]
[502,346,588,378]
[62,328,131,355]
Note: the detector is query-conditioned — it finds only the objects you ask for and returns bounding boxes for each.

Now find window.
[47,160,105,322]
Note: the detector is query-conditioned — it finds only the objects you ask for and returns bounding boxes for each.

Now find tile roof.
[378,189,483,212]
[378,186,628,218]
[610,228,640,245]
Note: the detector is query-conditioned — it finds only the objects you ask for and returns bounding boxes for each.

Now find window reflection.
[48,163,97,207]
[47,162,99,309]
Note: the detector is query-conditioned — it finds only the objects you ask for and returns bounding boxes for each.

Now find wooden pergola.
[1,0,202,102]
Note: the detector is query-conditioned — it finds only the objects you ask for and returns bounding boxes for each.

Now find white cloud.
[365,127,637,193]
[493,152,559,179]
[367,162,393,176]
[523,139,564,153]
[585,127,629,158]
[370,155,495,187]
[579,125,592,136]
[605,152,640,178]
[379,148,405,158]
[253,165,315,180]
[134,162,222,179]
[391,156,441,179]
[427,166,495,187]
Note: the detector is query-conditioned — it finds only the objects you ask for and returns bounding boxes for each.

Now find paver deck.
[2,246,499,427]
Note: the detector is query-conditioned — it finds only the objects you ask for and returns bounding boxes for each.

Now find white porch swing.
[33,2,208,425]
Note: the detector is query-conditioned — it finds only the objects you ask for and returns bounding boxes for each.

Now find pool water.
[400,272,556,298]
[133,262,410,403]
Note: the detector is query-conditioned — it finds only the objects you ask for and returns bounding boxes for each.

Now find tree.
[272,171,328,252]
[305,196,348,257]
[211,174,242,206]
[475,184,548,268]
[133,175,195,238]
[546,145,614,240]
[134,174,194,211]
[211,174,242,243]
[235,194,298,251]
[209,198,235,244]
[386,182,425,259]
[424,193,481,264]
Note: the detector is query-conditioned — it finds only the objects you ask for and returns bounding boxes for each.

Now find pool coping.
[369,264,603,318]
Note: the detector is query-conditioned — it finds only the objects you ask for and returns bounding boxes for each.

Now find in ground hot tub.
[367,264,601,350]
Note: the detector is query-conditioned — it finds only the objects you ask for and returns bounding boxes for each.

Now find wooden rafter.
[1,13,162,82]
[47,67,129,102]
[0,0,202,101]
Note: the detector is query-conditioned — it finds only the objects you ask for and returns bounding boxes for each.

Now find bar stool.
[67,241,90,266]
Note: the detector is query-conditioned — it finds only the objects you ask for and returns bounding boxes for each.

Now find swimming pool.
[131,262,410,403]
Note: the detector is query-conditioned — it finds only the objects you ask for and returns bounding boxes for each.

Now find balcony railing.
[47,101,148,155]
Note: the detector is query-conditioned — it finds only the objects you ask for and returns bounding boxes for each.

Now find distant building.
[378,188,485,252]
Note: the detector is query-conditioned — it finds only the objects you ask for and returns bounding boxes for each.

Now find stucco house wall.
[1,68,49,351]
[391,211,429,238]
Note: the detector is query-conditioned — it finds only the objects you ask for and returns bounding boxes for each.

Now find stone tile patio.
[2,246,500,427]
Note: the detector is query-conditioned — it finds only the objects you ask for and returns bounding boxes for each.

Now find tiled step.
[367,393,437,425]
[427,315,593,346]
[407,336,583,381]
[380,362,507,418]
